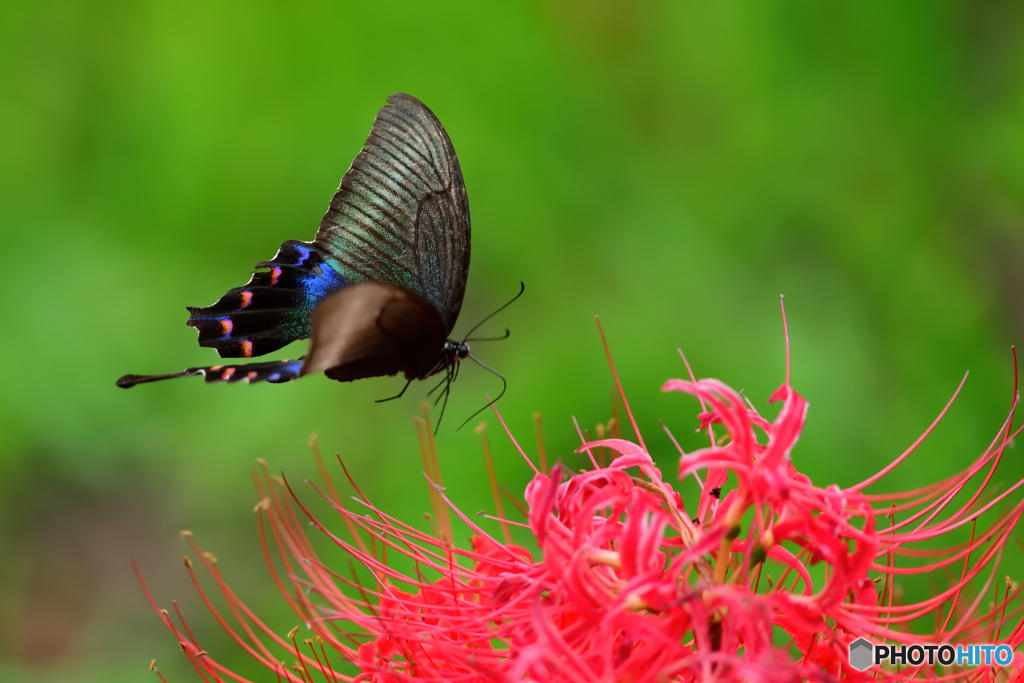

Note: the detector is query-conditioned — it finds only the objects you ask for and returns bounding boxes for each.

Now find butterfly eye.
[458,343,470,359]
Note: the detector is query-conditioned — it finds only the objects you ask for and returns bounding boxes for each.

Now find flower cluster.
[138,316,1024,682]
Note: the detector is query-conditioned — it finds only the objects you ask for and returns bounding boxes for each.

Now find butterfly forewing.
[316,93,470,335]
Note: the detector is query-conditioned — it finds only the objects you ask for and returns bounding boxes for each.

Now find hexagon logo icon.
[849,637,874,671]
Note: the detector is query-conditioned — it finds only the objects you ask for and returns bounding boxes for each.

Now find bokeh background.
[3,1,1024,680]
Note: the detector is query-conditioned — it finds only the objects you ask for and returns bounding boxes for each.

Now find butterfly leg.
[434,363,454,434]
[425,369,452,398]
[375,378,413,403]
[432,359,456,407]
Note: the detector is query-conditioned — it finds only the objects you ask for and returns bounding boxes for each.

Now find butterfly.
[117,93,514,420]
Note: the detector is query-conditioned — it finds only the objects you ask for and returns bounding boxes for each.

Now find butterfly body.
[118,93,472,390]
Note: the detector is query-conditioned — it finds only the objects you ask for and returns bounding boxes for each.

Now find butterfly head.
[444,340,470,362]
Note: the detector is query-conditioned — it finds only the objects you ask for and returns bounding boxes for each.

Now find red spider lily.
[137,304,1024,682]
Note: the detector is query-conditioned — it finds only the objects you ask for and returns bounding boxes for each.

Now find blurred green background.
[3,1,1024,680]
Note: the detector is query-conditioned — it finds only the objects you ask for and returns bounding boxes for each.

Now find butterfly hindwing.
[116,358,303,388]
[186,241,348,358]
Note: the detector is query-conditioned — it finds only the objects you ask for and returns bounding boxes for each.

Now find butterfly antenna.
[464,329,510,343]
[456,355,508,430]
[460,282,525,343]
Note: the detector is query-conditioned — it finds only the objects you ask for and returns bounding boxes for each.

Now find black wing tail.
[116,358,304,388]
[186,241,349,358]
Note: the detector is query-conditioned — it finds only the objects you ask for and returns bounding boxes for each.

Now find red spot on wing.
[270,267,281,286]
[240,340,253,358]
[222,367,235,380]
[246,371,258,381]
[220,320,233,335]
[239,291,253,308]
